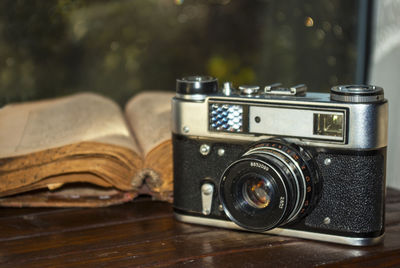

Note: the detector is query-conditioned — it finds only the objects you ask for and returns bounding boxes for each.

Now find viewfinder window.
[313,113,344,137]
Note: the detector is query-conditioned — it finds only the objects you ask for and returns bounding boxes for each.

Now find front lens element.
[243,177,273,209]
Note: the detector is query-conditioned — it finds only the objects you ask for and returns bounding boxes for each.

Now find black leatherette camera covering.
[173,134,385,237]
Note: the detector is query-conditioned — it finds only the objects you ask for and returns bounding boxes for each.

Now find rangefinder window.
[313,113,344,138]
[209,103,244,132]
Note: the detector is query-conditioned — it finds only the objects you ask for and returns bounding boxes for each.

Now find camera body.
[172,76,388,246]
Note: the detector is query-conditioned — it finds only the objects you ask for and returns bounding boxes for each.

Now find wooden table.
[0,188,399,267]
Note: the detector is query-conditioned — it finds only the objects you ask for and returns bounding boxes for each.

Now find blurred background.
[0,0,399,189]
[0,0,360,106]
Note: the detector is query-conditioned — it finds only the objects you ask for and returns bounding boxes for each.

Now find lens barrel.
[219,140,319,232]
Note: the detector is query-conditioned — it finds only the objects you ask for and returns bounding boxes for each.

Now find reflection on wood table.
[0,188,399,267]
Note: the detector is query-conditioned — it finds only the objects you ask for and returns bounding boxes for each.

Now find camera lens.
[219,140,319,232]
[242,176,273,209]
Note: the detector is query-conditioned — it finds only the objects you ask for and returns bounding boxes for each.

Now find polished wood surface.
[0,188,400,267]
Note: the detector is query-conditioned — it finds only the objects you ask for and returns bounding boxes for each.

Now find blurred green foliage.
[0,0,358,106]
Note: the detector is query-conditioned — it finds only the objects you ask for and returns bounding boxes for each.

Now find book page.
[0,93,140,158]
[125,91,174,156]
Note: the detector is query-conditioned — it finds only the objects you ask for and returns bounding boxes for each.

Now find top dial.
[330,85,384,103]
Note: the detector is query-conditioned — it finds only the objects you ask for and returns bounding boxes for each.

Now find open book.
[0,92,174,207]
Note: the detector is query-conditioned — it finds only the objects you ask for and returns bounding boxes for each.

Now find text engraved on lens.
[250,162,269,171]
[279,196,285,209]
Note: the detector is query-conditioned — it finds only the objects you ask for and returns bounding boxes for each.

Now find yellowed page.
[125,91,174,156]
[0,93,140,158]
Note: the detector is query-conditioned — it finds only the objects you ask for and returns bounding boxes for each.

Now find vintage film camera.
[172,76,388,246]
